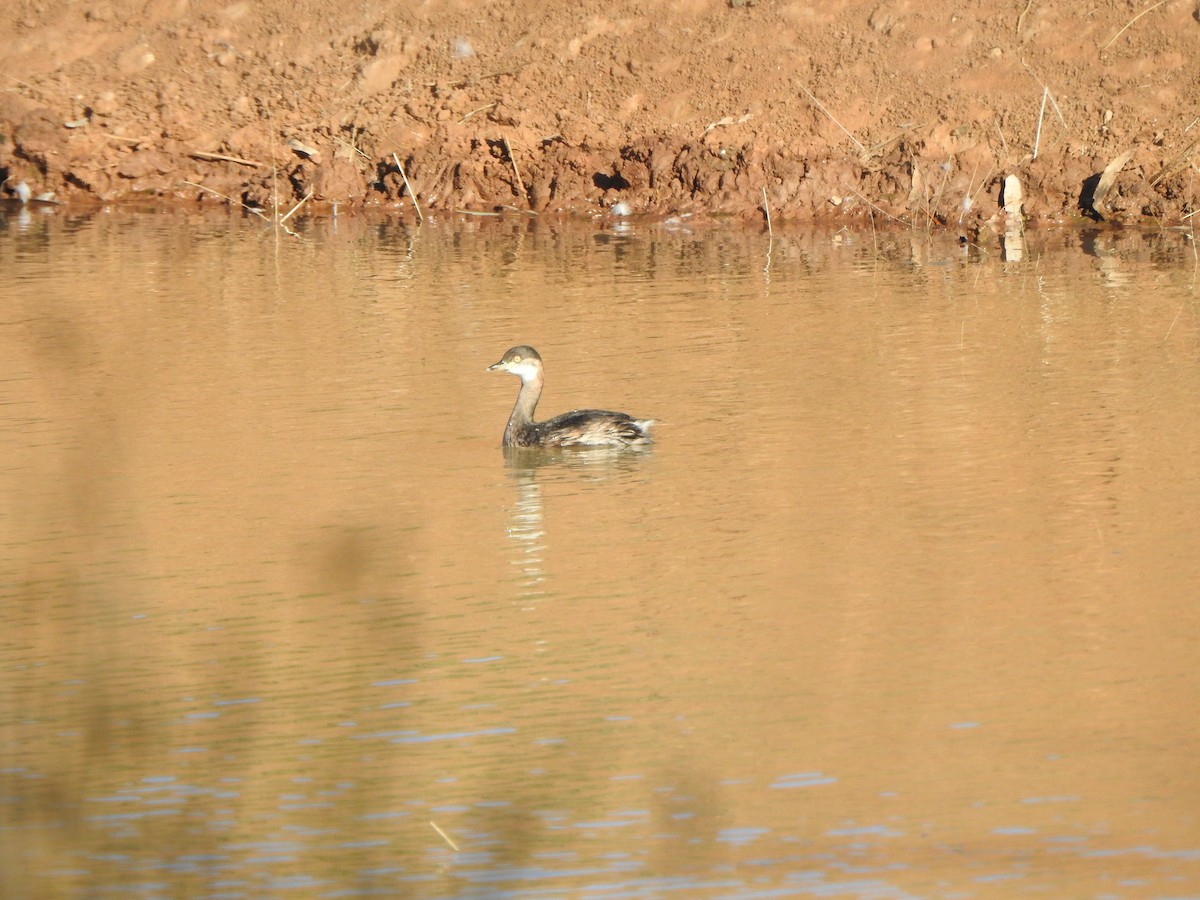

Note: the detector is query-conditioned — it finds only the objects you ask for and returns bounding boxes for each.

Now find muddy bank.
[2,0,1198,231]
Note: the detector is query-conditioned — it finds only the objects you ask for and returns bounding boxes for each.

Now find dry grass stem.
[502,135,528,206]
[1016,0,1035,34]
[190,150,263,168]
[1033,87,1048,159]
[846,186,910,226]
[180,180,260,212]
[430,821,460,852]
[331,134,370,160]
[1046,93,1065,127]
[761,186,774,278]
[798,83,866,155]
[423,67,521,91]
[1102,0,1170,51]
[1164,294,1189,341]
[866,122,929,159]
[1149,138,1199,187]
[392,152,424,223]
[180,180,300,236]
[277,189,313,225]
[994,121,1011,163]
[928,163,951,227]
[105,134,150,146]
[460,102,497,123]
[959,159,982,224]
[960,162,997,224]
[1021,63,1067,127]
[704,113,753,135]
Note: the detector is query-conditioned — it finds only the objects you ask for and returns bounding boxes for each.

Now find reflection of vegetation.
[1,528,424,896]
[1,210,432,893]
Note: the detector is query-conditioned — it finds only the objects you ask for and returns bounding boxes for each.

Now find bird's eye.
[513,355,522,362]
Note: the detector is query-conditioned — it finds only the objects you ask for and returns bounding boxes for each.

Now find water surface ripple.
[2,207,1199,899]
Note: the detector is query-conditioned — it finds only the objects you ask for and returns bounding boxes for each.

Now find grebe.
[487,345,655,448]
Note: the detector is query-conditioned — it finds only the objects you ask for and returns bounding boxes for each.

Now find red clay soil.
[2,0,1198,233]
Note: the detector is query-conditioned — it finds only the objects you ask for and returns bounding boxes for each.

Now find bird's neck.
[505,372,543,440]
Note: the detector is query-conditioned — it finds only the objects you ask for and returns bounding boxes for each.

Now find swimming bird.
[487,345,654,448]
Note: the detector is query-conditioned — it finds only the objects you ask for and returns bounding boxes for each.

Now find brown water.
[2,205,1199,900]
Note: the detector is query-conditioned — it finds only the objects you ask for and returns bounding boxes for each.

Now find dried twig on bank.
[277,189,313,225]
[1033,87,1049,159]
[180,180,300,237]
[865,122,929,159]
[1015,0,1035,34]
[798,82,866,156]
[846,186,910,226]
[460,102,497,123]
[1101,0,1170,52]
[189,150,263,168]
[502,135,528,207]
[391,152,423,223]
[1149,139,1199,188]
